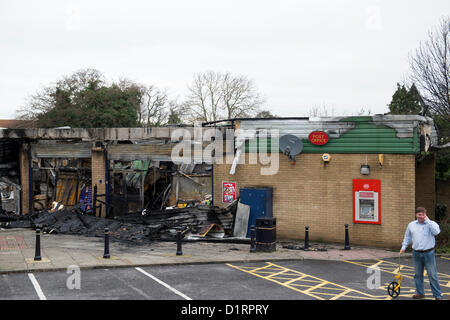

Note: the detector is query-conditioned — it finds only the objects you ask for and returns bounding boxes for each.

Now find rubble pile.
[0,201,238,245]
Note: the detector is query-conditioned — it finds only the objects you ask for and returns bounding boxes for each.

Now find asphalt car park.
[1,256,449,301]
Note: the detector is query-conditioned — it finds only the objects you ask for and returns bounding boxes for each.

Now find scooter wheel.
[387,281,400,298]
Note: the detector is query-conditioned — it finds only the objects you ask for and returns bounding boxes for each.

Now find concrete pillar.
[19,143,31,215]
[91,144,106,218]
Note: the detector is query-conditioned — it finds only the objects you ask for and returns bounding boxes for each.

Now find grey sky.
[1,0,449,119]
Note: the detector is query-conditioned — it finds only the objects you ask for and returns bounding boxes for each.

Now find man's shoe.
[413,294,425,299]
[435,296,446,300]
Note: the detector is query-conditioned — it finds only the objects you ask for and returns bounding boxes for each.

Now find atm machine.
[353,179,381,224]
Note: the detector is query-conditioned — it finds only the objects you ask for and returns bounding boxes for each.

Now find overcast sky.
[0,0,449,119]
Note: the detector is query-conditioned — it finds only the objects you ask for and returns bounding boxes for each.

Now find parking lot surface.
[1,256,449,301]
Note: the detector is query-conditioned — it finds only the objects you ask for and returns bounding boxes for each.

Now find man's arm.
[426,219,441,236]
[400,224,412,253]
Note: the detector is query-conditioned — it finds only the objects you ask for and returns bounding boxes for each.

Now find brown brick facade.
[213,153,416,248]
[91,148,106,218]
[415,154,436,219]
[19,144,30,215]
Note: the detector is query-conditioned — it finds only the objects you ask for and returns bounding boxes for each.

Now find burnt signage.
[308,131,329,145]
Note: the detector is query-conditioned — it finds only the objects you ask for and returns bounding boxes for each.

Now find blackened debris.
[0,201,238,245]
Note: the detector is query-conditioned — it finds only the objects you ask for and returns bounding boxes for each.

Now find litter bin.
[255,217,276,252]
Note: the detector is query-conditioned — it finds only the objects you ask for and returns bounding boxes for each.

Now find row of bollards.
[102,227,184,259]
[34,226,185,261]
[248,224,351,253]
[32,223,350,261]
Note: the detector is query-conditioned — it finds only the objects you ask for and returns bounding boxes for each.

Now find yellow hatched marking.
[369,260,384,269]
[266,269,292,279]
[303,282,327,294]
[227,262,390,300]
[330,289,352,300]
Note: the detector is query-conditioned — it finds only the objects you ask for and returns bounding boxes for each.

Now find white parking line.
[135,267,192,300]
[27,273,47,300]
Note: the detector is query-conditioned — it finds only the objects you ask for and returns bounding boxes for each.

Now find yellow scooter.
[387,254,403,298]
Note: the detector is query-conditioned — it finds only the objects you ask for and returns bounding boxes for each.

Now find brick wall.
[415,155,436,219]
[213,153,416,248]
[91,148,106,218]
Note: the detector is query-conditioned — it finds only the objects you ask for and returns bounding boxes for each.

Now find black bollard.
[103,227,110,259]
[176,228,183,256]
[304,226,310,251]
[34,228,42,261]
[250,225,256,253]
[344,224,351,250]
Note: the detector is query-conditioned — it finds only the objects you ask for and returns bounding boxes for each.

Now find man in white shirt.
[400,207,443,300]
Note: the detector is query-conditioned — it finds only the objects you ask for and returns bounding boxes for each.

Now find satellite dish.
[279,135,303,163]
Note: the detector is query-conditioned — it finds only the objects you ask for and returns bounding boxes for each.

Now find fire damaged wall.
[0,139,21,214]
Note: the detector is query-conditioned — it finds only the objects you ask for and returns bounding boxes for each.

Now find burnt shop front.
[212,115,438,248]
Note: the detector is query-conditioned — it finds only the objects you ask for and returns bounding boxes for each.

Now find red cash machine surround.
[352,179,381,224]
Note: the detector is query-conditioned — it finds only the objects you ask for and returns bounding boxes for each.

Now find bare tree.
[139,85,168,127]
[185,71,264,122]
[307,104,336,117]
[409,17,450,121]
[186,71,222,122]
[222,72,264,119]
[166,99,190,124]
[356,107,372,116]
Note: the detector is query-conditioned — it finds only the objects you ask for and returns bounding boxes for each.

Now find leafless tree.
[139,85,169,127]
[222,72,264,119]
[356,107,372,116]
[307,104,336,117]
[186,71,222,122]
[409,17,450,121]
[185,71,264,122]
[166,99,190,124]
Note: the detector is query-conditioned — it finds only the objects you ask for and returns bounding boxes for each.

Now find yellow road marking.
[227,262,390,300]
[369,260,384,269]
[266,269,290,279]
[303,282,327,294]
[343,259,450,288]
[283,275,307,285]
[330,289,352,300]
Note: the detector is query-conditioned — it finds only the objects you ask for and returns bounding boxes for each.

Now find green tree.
[388,83,422,115]
[17,69,141,128]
